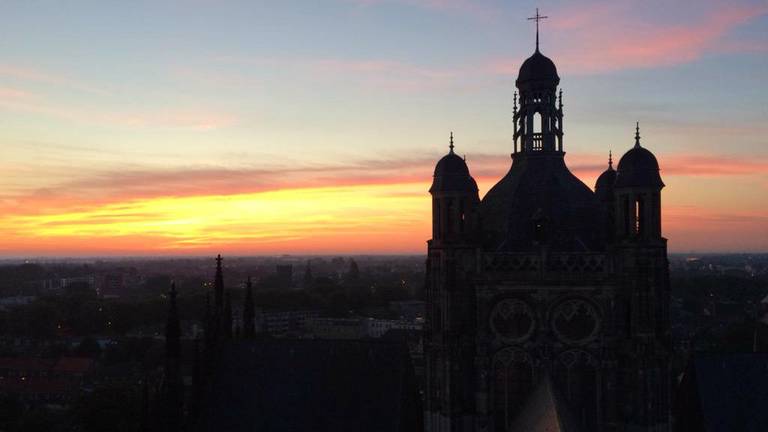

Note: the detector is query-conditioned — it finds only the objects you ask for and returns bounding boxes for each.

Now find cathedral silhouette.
[159,11,672,432]
[424,13,672,432]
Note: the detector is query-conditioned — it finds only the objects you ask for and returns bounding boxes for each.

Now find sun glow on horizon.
[0,183,433,255]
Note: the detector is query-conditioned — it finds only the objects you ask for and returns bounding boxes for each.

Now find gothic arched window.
[492,349,534,431]
[554,350,600,431]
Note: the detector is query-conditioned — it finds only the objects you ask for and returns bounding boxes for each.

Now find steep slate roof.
[675,353,768,432]
[200,339,422,432]
[508,376,581,432]
[479,154,603,252]
[430,152,478,194]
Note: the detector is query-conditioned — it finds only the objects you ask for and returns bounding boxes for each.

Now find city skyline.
[1,0,767,256]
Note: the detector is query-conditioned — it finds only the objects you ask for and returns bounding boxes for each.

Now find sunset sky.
[0,0,766,256]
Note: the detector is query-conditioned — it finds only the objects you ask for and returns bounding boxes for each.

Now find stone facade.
[424,43,671,432]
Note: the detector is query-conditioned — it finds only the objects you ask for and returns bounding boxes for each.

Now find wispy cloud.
[342,0,497,17]
[549,1,768,74]
[0,86,235,130]
[484,1,768,75]
[0,64,108,95]
[4,150,765,214]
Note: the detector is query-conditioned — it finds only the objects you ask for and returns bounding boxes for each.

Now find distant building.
[275,264,293,289]
[308,317,366,339]
[675,353,768,431]
[199,340,422,432]
[365,318,422,338]
[257,309,319,337]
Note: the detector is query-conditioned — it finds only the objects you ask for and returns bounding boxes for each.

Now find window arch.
[554,350,600,431]
[533,112,542,134]
[492,349,534,431]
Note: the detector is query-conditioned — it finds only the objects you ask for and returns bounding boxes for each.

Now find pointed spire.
[608,150,613,169]
[165,282,180,359]
[528,8,548,52]
[243,277,255,338]
[164,281,183,432]
[139,373,150,432]
[214,254,224,313]
[449,132,455,154]
[223,290,233,340]
[634,121,641,148]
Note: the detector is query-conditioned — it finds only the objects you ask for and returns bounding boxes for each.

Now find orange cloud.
[1,150,765,255]
[665,205,768,252]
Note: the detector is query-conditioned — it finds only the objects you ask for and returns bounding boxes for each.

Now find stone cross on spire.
[528,8,548,51]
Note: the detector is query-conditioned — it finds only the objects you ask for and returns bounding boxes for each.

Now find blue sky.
[0,0,766,254]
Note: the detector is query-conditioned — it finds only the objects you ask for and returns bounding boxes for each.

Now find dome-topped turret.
[595,152,616,200]
[516,50,560,90]
[430,133,478,194]
[434,152,469,177]
[615,124,664,188]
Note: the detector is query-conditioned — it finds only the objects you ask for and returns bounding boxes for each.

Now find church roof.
[516,49,560,90]
[615,124,664,188]
[675,353,768,432]
[430,134,479,194]
[199,339,422,432]
[479,155,603,251]
[595,166,616,193]
[594,155,616,201]
[508,375,581,432]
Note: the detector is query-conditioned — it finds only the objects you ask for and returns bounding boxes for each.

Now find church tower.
[425,10,671,432]
[613,124,672,430]
[425,133,480,431]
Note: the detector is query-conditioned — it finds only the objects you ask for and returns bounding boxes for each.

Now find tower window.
[622,196,630,236]
[635,196,645,236]
[532,112,543,150]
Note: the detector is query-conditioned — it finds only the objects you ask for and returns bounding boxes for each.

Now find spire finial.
[608,150,613,169]
[449,132,455,154]
[634,121,641,147]
[528,8,548,52]
[513,92,518,115]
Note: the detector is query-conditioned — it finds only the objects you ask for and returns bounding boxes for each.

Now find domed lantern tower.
[615,123,665,242]
[513,9,563,155]
[430,132,480,243]
[425,11,671,432]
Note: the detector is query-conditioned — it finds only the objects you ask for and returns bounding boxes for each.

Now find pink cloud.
[3,150,764,215]
[343,0,495,17]
[0,64,107,95]
[549,1,768,74]
[484,1,768,75]
[0,86,235,130]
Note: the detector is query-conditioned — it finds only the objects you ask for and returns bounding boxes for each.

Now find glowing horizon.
[0,0,766,256]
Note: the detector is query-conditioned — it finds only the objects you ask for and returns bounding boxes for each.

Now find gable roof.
[199,339,422,432]
[676,352,768,432]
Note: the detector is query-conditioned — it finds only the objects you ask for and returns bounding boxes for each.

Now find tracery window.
[492,349,533,431]
[554,350,600,431]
